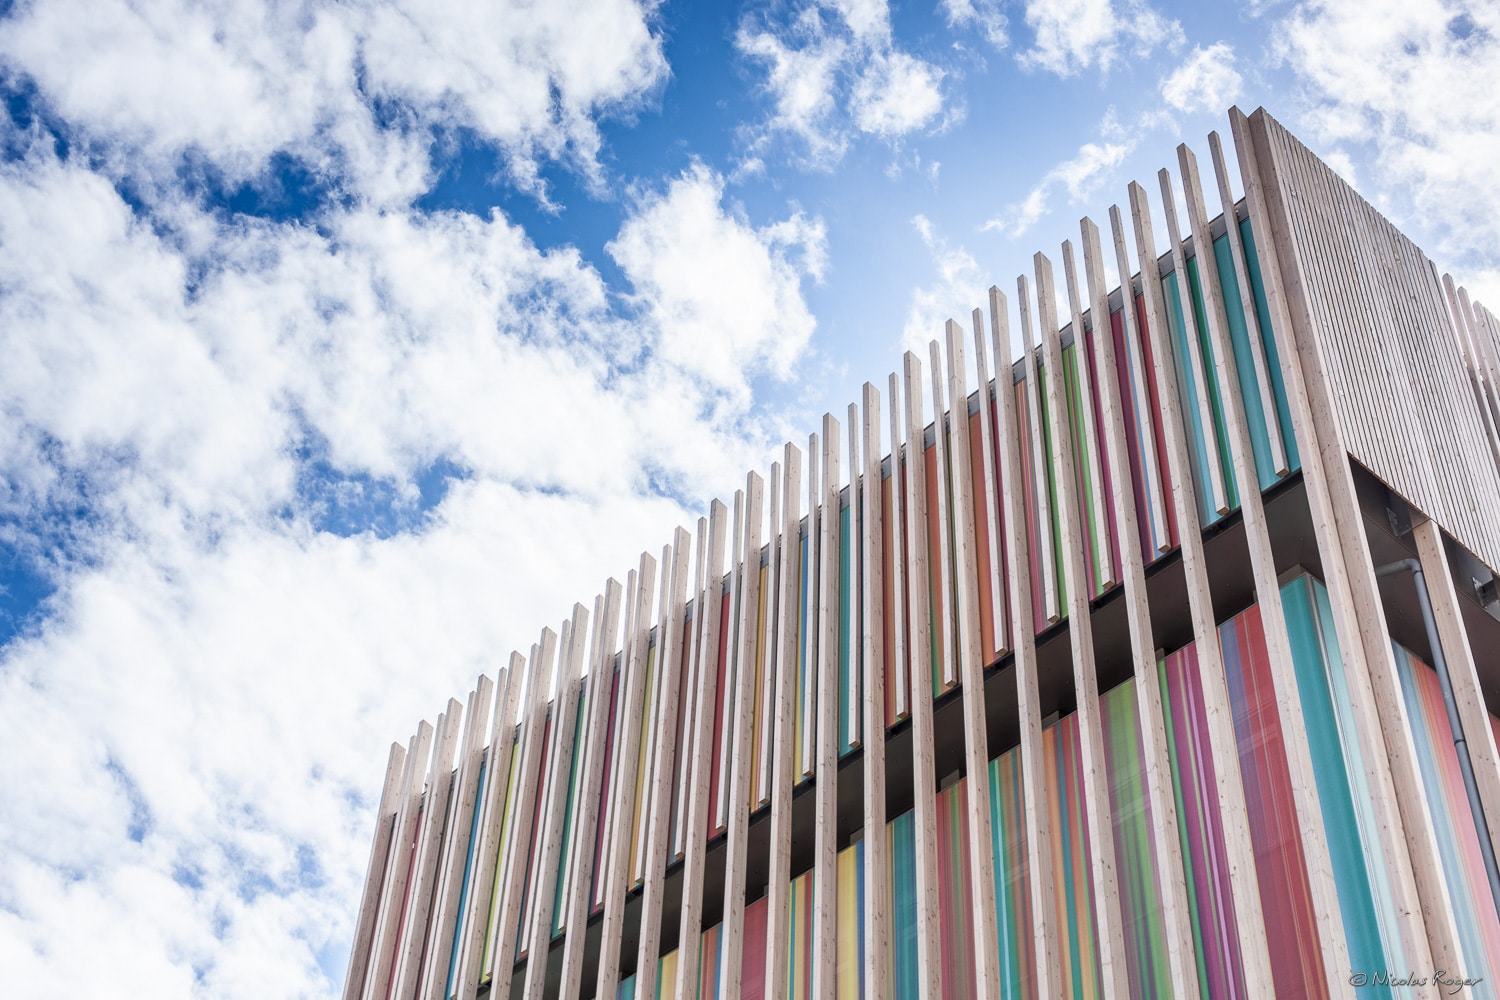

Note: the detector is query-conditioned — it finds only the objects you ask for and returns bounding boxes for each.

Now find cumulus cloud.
[610,164,828,407]
[0,96,823,998]
[1273,0,1500,303]
[736,0,948,169]
[0,0,668,204]
[1160,42,1243,114]
[983,139,1132,238]
[1018,0,1183,77]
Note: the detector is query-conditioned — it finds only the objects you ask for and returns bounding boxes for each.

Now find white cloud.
[942,0,1009,51]
[609,164,827,406]
[0,120,822,996]
[1160,42,1243,114]
[736,0,948,168]
[1273,0,1500,304]
[903,214,989,356]
[983,140,1131,238]
[851,50,946,138]
[1019,0,1183,77]
[0,0,668,204]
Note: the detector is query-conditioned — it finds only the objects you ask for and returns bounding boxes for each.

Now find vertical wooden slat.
[1017,275,1061,623]
[800,430,821,780]
[1060,243,1116,591]
[597,554,660,1000]
[943,318,1002,1000]
[987,287,1062,997]
[722,472,766,1000]
[488,631,560,1000]
[421,676,495,1000]
[716,494,745,834]
[455,657,523,1000]
[1079,221,1199,1000]
[888,374,911,720]
[765,444,804,1000]
[555,583,623,1000]
[1033,252,1130,997]
[901,352,943,1000]
[393,702,461,1000]
[363,720,434,1000]
[928,341,960,690]
[521,606,591,1000]
[811,412,841,1000]
[1158,168,1231,517]
[635,530,693,995]
[369,719,438,1000]
[757,464,782,811]
[675,502,730,1000]
[859,382,890,1000]
[846,402,863,749]
[344,741,408,1000]
[1107,207,1172,555]
[970,312,1010,656]
[1208,131,1290,477]
[673,522,710,862]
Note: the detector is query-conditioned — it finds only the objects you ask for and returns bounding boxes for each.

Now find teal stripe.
[1237,220,1301,474]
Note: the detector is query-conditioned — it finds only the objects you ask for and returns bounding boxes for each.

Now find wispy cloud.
[983,139,1131,238]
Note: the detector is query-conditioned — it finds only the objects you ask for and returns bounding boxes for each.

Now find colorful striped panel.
[1237,219,1300,473]
[1281,575,1406,991]
[479,740,521,977]
[883,472,902,727]
[707,591,731,838]
[1044,712,1103,999]
[786,869,816,999]
[1392,642,1500,991]
[742,895,769,1000]
[1099,679,1172,996]
[701,915,726,999]
[1161,264,1239,526]
[936,778,979,998]
[1211,226,1301,484]
[750,565,771,809]
[1015,378,1050,634]
[551,693,587,937]
[592,668,622,911]
[1062,340,1114,599]
[973,397,1009,660]
[514,716,551,960]
[989,747,1037,998]
[1076,328,1125,591]
[445,761,487,998]
[924,439,949,694]
[630,643,657,887]
[1034,360,1069,616]
[889,809,918,999]
[1157,645,1245,997]
[658,948,679,1000]
[1219,601,1327,998]
[839,503,859,755]
[836,838,865,1000]
[796,531,812,784]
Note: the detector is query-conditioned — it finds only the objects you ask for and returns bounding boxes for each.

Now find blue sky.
[1,0,1497,995]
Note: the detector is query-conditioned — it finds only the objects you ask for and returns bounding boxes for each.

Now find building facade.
[340,107,1500,1000]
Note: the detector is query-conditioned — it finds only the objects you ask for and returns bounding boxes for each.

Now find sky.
[0,0,1497,995]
